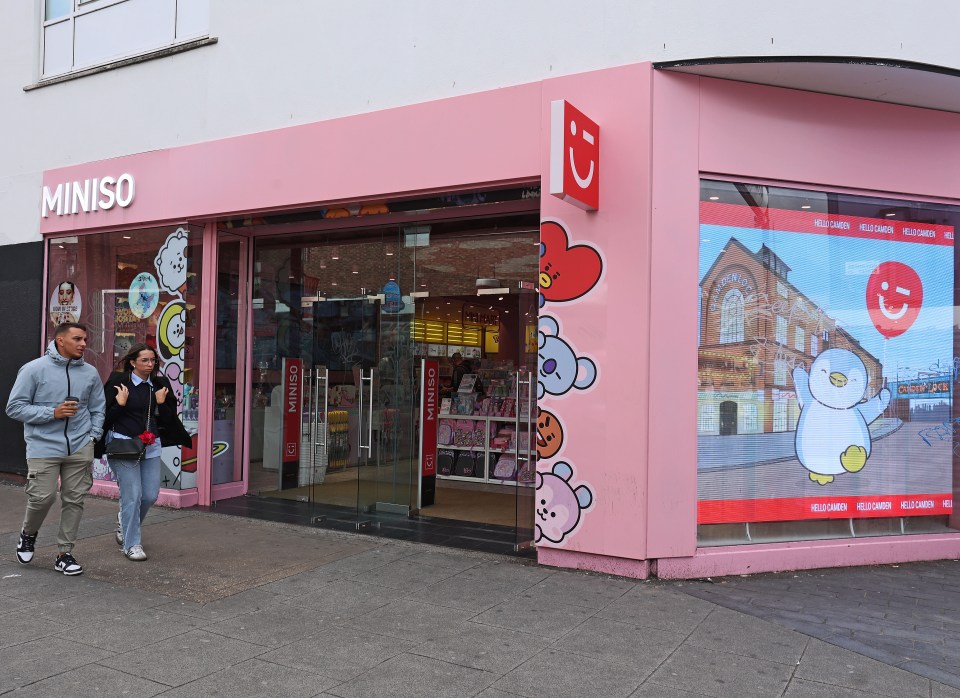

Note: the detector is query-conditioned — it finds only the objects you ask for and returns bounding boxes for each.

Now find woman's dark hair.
[119,342,160,376]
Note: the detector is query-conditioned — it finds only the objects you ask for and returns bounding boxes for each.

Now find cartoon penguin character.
[793,348,891,485]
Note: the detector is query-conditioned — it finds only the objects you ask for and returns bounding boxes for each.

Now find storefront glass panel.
[245,201,539,541]
[697,180,960,545]
[45,224,203,490]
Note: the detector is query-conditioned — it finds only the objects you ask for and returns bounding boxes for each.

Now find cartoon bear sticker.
[538,315,597,399]
[535,462,592,544]
[793,348,891,485]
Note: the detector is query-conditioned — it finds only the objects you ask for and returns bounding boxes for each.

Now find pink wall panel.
[645,71,701,558]
[698,77,960,199]
[40,83,543,234]
[535,63,653,561]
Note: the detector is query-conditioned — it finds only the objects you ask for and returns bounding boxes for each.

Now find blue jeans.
[108,455,160,549]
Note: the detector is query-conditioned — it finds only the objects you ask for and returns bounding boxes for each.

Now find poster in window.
[698,187,955,524]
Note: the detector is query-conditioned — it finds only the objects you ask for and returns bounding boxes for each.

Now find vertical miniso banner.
[281,358,302,489]
[549,100,600,211]
[418,359,439,508]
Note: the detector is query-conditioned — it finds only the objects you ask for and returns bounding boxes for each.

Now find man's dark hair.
[54,322,88,337]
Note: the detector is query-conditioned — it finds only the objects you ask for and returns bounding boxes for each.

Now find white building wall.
[3,0,960,245]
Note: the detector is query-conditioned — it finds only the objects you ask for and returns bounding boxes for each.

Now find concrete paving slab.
[2,663,168,698]
[67,515,374,603]
[596,585,716,635]
[281,578,398,620]
[492,647,648,698]
[346,597,477,643]
[472,593,597,639]
[0,635,113,693]
[0,610,66,650]
[59,607,209,652]
[685,607,809,665]
[419,575,526,613]
[412,619,551,673]
[97,628,264,688]
[554,616,686,674]
[354,558,463,592]
[517,569,636,609]
[629,682,713,697]
[258,625,416,680]
[328,652,498,698]
[647,643,796,698]
[793,639,930,698]
[156,587,285,622]
[205,602,341,647]
[152,657,340,698]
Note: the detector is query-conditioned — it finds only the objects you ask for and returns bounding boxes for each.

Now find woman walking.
[96,343,191,561]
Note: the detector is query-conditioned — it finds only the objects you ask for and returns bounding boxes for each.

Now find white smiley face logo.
[878,280,911,321]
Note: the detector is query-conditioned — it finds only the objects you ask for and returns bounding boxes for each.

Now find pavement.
[0,482,959,697]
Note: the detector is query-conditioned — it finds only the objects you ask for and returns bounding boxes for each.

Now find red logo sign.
[282,359,302,462]
[865,262,923,339]
[549,100,599,211]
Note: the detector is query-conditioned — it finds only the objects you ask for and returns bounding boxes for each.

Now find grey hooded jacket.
[6,342,106,459]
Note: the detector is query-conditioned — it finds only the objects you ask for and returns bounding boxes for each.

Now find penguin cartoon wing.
[857,387,891,425]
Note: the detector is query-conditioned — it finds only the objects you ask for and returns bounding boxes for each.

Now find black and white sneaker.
[54,552,83,576]
[16,530,36,564]
[115,511,124,547]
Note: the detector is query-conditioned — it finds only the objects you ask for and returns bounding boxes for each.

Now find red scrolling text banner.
[699,494,953,524]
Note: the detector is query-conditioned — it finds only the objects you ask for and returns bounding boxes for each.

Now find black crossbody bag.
[104,387,152,461]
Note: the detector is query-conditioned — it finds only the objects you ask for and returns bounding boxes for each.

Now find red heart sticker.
[540,221,602,305]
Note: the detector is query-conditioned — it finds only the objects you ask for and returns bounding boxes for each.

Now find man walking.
[6,322,105,575]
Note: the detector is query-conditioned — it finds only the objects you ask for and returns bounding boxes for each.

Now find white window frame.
[774,362,787,385]
[810,334,819,357]
[794,326,805,352]
[775,315,787,345]
[719,288,745,344]
[40,0,210,80]
[773,402,787,432]
[777,281,788,298]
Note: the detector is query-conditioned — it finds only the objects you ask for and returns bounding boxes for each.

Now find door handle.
[359,368,375,456]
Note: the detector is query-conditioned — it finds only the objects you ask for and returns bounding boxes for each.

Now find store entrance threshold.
[196,495,535,557]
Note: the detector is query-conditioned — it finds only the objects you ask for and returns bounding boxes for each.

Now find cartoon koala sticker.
[535,462,593,544]
[538,315,597,399]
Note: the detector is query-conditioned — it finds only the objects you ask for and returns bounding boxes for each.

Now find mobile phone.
[64,396,79,403]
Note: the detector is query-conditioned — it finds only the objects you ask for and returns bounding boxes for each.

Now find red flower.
[139,431,157,445]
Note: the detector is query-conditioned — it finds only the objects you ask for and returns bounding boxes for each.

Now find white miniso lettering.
[41,173,135,217]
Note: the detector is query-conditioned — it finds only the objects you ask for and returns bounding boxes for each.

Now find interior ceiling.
[657,57,960,113]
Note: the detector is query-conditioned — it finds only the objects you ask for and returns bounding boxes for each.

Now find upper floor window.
[794,326,805,352]
[775,315,787,345]
[41,0,209,79]
[810,334,819,357]
[719,289,744,343]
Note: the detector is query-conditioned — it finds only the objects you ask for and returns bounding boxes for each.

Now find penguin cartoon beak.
[829,371,848,388]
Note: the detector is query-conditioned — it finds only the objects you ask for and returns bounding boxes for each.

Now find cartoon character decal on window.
[538,315,597,399]
[793,348,891,485]
[539,220,603,309]
[535,461,592,544]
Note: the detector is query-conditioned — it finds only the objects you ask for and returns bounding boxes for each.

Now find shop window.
[774,362,787,386]
[775,315,787,345]
[41,0,210,79]
[718,289,744,343]
[698,179,960,546]
[698,403,718,434]
[741,403,759,433]
[46,224,203,490]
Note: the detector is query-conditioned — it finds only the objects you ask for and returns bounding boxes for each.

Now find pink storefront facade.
[38,62,960,578]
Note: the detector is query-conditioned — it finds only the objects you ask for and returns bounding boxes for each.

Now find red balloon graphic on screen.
[865,262,923,339]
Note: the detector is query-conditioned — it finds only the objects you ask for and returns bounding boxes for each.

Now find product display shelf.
[436,413,535,487]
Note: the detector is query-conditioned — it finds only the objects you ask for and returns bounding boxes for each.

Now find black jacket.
[95,372,193,458]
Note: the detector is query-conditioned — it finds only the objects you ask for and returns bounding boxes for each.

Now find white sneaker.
[115,511,123,547]
[124,545,147,561]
